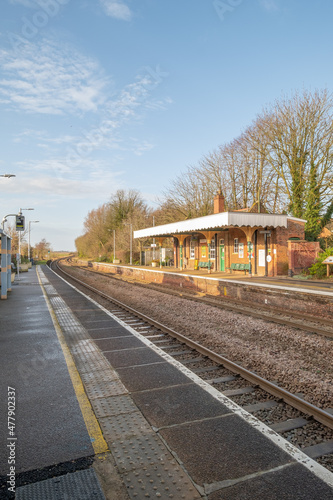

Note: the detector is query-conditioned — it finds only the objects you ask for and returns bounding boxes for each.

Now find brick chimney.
[214,190,225,214]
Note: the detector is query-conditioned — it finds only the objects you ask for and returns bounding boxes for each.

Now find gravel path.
[65,265,333,410]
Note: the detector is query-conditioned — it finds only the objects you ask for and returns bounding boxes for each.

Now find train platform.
[89,261,333,298]
[1,265,333,499]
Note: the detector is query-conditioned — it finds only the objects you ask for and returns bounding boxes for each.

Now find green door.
[219,239,225,272]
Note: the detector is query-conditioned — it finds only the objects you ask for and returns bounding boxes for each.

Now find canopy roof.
[134,212,306,239]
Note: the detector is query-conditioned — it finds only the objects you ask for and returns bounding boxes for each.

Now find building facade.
[134,193,311,277]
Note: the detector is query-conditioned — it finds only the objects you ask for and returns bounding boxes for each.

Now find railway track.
[71,259,333,339]
[49,259,333,473]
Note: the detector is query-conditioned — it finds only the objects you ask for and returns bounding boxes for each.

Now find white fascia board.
[133,212,303,239]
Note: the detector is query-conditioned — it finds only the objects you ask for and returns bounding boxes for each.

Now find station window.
[210,239,215,259]
[190,240,195,259]
[233,238,239,254]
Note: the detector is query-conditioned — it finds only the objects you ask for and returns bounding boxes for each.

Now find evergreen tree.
[304,162,322,240]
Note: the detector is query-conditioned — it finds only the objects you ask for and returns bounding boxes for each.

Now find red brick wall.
[288,241,320,273]
[275,220,305,275]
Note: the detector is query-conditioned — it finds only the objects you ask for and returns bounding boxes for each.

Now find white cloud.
[0,39,109,115]
[100,0,132,21]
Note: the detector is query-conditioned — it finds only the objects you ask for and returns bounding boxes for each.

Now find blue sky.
[0,0,332,250]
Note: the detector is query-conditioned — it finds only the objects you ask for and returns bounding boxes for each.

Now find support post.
[7,236,12,292]
[1,234,8,299]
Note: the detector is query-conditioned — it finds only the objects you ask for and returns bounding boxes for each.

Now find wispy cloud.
[259,0,279,12]
[0,38,110,115]
[99,0,133,21]
[12,158,124,198]
[130,139,154,156]
[8,0,37,6]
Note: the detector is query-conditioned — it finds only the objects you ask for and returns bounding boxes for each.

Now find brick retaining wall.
[80,261,333,320]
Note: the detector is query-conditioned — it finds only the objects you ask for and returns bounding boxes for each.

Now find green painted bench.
[198,261,213,270]
[227,263,250,274]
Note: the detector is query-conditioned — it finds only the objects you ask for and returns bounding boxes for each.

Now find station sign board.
[16,215,25,231]
[322,256,333,264]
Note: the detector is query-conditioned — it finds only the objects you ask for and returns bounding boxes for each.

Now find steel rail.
[52,259,333,431]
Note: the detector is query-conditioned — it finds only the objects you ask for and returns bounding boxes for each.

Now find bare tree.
[251,89,333,220]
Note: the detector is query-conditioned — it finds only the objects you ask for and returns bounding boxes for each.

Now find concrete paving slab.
[94,336,145,352]
[116,361,192,392]
[104,346,164,368]
[86,326,139,339]
[207,463,333,499]
[159,414,293,486]
[131,383,231,428]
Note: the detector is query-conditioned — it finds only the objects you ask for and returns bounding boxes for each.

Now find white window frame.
[190,240,195,259]
[233,238,239,254]
[210,238,216,259]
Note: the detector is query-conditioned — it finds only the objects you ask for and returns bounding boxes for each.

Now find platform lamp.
[28,221,39,261]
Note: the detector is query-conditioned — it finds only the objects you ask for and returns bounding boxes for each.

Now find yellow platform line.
[37,268,109,455]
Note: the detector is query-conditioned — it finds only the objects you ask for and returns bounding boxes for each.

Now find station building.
[134,193,318,277]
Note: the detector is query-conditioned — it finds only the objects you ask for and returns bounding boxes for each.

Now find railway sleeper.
[223,386,255,396]
[304,440,333,459]
[270,417,309,433]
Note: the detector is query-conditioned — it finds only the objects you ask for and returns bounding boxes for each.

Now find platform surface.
[0,265,332,499]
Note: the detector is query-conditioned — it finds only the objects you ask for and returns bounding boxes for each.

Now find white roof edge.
[134,212,306,239]
[287,216,307,223]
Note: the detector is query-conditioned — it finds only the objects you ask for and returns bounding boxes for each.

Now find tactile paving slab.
[16,468,106,500]
[84,378,129,399]
[79,369,119,385]
[91,394,139,418]
[111,433,182,473]
[72,351,111,374]
[123,467,201,499]
[99,412,153,443]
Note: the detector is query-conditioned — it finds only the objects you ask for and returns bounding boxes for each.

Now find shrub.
[308,247,333,278]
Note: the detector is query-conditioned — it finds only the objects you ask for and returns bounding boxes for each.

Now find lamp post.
[28,221,39,261]
[124,223,133,265]
[17,208,34,279]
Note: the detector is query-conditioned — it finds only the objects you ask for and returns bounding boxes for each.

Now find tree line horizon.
[76,88,333,263]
